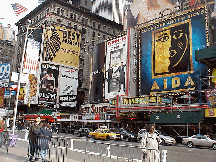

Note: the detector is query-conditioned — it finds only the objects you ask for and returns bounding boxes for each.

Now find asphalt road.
[14,130,216,162]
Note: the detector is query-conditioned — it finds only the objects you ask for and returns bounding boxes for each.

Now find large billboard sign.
[90,42,105,103]
[43,25,81,68]
[59,67,78,107]
[0,63,10,87]
[123,0,215,30]
[39,64,59,105]
[140,6,208,95]
[23,28,42,74]
[105,35,128,99]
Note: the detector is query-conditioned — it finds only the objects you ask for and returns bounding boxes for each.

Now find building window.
[98,24,101,30]
[57,8,60,15]
[85,0,87,6]
[74,14,77,21]
[92,31,95,37]
[113,29,115,34]
[82,17,84,24]
[70,12,73,19]
[61,9,64,16]
[103,35,105,40]
[85,19,88,25]
[93,21,95,28]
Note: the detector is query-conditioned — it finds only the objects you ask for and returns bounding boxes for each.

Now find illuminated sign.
[205,108,216,117]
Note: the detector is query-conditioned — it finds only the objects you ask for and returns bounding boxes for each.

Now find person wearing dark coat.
[28,117,42,160]
[35,120,52,161]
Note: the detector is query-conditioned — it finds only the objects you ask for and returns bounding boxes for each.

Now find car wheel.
[106,136,110,141]
[212,143,216,150]
[187,141,193,148]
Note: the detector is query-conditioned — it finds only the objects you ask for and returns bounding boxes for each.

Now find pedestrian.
[0,118,4,147]
[141,124,161,162]
[28,117,42,161]
[35,119,52,162]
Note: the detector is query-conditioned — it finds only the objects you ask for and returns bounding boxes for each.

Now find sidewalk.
[0,139,84,162]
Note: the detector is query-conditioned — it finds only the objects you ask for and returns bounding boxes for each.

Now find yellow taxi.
[89,128,122,141]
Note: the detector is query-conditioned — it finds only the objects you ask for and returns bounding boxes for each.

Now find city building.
[15,0,123,122]
[92,0,125,25]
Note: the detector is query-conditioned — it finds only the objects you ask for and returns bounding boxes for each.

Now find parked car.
[89,128,121,141]
[110,128,137,142]
[77,128,93,137]
[182,134,216,150]
[137,129,176,145]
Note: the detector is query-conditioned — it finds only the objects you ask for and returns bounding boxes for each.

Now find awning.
[150,110,205,123]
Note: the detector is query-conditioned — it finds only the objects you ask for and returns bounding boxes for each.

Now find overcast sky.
[1,0,41,31]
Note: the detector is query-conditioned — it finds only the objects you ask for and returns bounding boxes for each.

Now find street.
[12,130,216,162]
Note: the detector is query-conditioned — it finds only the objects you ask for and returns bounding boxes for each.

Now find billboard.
[43,25,81,68]
[140,6,208,95]
[0,63,10,87]
[28,74,38,104]
[105,35,128,99]
[23,28,42,74]
[59,67,78,107]
[123,0,215,30]
[0,88,5,107]
[39,64,59,105]
[90,42,105,103]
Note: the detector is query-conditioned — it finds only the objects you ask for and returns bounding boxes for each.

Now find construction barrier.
[70,138,167,162]
[27,135,68,162]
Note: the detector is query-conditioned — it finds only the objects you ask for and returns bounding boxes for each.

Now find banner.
[59,67,78,107]
[105,35,128,99]
[90,42,105,103]
[23,28,42,74]
[28,74,38,104]
[205,89,216,108]
[140,7,208,95]
[43,25,81,68]
[0,63,10,87]
[39,64,59,105]
[0,88,5,107]
[205,108,216,117]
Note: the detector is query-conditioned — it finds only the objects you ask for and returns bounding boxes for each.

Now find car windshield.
[104,130,112,133]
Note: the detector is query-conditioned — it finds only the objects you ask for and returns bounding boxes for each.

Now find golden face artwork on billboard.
[43,25,81,68]
[152,19,193,78]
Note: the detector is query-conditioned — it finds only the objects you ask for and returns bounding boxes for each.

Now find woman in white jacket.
[141,124,161,162]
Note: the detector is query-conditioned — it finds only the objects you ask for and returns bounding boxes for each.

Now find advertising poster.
[23,28,42,74]
[0,88,5,107]
[39,64,59,105]
[43,25,81,68]
[90,42,105,103]
[28,74,38,104]
[205,89,216,108]
[123,0,215,30]
[140,6,208,95]
[59,67,78,107]
[0,63,10,87]
[105,35,128,99]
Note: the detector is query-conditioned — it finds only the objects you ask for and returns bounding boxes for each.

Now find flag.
[11,3,28,16]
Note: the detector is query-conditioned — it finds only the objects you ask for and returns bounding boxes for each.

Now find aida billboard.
[105,35,128,99]
[140,6,208,95]
[43,25,81,68]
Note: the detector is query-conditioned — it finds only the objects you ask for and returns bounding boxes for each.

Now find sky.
[1,0,42,32]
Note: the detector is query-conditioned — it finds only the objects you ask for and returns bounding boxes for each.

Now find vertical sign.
[0,88,5,107]
[39,64,59,105]
[0,63,10,87]
[59,67,78,107]
[105,35,128,99]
